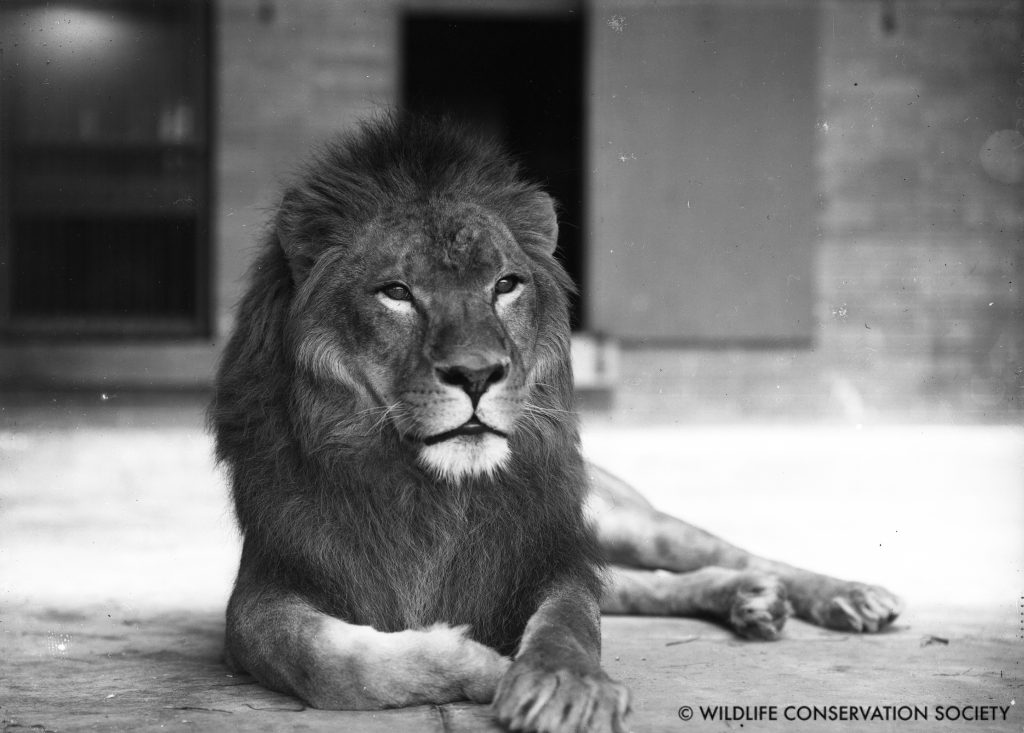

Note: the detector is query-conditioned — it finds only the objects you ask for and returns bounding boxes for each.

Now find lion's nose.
[435,360,508,407]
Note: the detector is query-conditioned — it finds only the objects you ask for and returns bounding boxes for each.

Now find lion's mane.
[210,115,601,654]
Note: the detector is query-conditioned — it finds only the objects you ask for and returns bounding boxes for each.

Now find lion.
[210,114,901,733]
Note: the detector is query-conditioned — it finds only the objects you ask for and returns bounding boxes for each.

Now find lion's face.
[292,201,561,481]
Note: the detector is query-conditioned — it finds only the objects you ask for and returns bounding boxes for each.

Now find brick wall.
[817,0,1022,421]
[215,0,398,335]
[614,0,1022,422]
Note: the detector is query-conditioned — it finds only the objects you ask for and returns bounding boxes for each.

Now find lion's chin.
[418,433,510,482]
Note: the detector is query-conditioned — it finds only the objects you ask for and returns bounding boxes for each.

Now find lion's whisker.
[369,402,403,435]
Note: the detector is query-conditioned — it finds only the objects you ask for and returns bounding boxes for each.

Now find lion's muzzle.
[416,353,517,480]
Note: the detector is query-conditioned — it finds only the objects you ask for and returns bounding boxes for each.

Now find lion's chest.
[391,531,464,628]
[335,496,533,643]
[337,509,477,627]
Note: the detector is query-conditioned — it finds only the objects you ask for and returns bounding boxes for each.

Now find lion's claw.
[807,582,902,633]
[493,662,631,733]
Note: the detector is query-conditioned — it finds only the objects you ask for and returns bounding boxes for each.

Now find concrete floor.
[1,395,1022,731]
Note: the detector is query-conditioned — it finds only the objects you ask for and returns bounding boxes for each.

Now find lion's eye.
[494,276,520,296]
[381,284,412,302]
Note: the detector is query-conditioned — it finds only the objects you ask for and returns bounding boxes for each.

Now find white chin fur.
[418,433,510,481]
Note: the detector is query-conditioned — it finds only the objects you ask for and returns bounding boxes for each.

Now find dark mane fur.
[278,113,576,294]
[210,114,601,655]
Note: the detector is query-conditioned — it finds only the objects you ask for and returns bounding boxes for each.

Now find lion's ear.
[532,192,560,254]
[275,190,321,285]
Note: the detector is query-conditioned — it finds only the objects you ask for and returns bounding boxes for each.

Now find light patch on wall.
[979,130,1024,185]
[25,5,128,58]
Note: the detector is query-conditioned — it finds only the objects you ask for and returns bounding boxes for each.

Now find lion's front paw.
[804,581,903,633]
[727,572,790,641]
[492,661,631,733]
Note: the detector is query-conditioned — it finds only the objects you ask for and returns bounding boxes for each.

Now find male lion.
[210,115,901,733]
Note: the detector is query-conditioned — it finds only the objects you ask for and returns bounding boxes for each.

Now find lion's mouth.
[422,417,508,446]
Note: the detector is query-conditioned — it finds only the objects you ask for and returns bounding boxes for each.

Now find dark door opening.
[0,0,212,337]
[402,13,585,329]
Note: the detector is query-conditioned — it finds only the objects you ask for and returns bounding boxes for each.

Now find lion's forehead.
[371,204,522,282]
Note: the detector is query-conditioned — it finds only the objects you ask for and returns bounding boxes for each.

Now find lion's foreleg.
[226,585,510,710]
[493,579,631,733]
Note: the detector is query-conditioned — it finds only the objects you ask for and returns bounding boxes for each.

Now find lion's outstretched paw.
[727,572,790,641]
[493,661,631,733]
[805,582,903,633]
